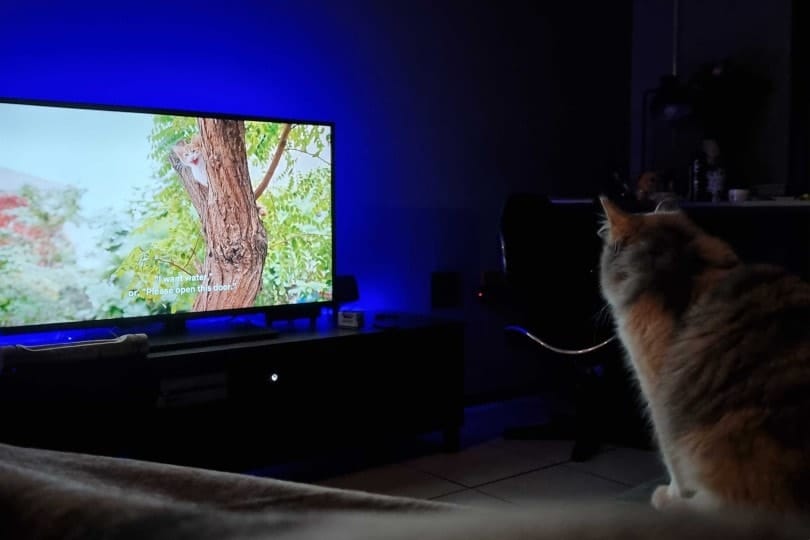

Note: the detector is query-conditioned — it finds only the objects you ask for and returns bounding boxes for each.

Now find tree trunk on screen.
[181,118,267,312]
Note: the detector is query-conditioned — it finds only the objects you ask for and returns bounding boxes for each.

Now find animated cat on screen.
[172,134,209,187]
[172,131,270,218]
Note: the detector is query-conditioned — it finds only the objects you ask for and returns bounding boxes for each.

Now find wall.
[0,1,632,400]
[630,0,792,190]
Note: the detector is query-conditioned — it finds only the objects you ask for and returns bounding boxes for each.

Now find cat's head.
[172,135,203,166]
[598,196,739,315]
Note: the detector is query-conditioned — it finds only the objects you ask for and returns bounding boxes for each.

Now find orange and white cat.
[172,134,209,187]
[598,196,810,517]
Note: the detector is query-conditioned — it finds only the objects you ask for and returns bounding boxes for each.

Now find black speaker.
[334,275,359,305]
[431,271,463,309]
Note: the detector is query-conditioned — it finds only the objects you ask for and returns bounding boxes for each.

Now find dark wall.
[630,0,792,191]
[0,1,632,399]
[544,3,634,197]
[790,0,810,195]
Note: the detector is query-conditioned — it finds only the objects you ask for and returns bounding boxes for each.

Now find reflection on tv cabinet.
[145,322,281,352]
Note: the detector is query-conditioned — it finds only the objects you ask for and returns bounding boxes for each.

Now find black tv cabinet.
[0,314,465,471]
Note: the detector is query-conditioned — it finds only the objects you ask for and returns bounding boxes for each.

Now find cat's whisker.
[594,302,612,327]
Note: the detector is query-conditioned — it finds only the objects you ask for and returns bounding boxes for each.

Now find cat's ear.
[172,141,186,156]
[599,196,636,240]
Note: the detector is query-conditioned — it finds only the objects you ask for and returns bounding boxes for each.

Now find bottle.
[702,139,725,203]
[689,138,727,202]
[689,155,705,202]
[706,166,726,203]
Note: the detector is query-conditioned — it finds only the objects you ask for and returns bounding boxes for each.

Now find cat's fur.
[172,134,209,187]
[598,196,810,516]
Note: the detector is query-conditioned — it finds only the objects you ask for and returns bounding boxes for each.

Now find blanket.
[1,442,808,540]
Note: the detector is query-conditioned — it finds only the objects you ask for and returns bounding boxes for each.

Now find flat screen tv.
[0,98,334,341]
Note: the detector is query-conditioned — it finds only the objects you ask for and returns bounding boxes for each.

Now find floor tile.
[403,442,550,487]
[403,434,578,488]
[478,464,627,505]
[566,447,666,486]
[318,463,461,500]
[459,396,553,447]
[485,438,575,465]
[433,488,513,508]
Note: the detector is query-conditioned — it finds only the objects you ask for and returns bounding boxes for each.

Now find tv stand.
[0,313,465,471]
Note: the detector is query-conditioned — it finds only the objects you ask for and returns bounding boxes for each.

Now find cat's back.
[711,263,810,309]
[681,263,810,356]
[663,262,810,512]
[668,263,810,397]
[663,261,810,441]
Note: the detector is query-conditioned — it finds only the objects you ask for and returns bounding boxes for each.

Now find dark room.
[1,1,809,538]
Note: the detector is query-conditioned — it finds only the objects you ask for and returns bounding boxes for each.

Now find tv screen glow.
[0,100,333,330]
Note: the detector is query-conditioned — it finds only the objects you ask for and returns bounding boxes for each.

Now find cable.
[504,325,617,356]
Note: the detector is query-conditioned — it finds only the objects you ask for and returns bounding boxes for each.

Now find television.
[0,98,334,346]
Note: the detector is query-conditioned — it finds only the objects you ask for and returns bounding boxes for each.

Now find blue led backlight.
[0,327,117,347]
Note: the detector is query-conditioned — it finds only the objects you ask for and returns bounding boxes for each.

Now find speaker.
[334,275,359,305]
[431,271,463,309]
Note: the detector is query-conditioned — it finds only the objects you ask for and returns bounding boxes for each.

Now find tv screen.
[0,99,334,332]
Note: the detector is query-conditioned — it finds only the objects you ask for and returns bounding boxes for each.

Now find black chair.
[479,193,649,461]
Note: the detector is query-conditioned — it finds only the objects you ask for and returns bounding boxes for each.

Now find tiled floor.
[319,440,666,508]
[312,396,667,508]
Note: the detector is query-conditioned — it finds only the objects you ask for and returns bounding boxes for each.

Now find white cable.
[504,325,616,356]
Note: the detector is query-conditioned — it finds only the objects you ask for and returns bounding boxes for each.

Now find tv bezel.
[0,96,337,336]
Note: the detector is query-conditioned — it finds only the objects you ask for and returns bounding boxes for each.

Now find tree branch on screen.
[253,123,292,200]
[267,231,331,250]
[154,256,196,276]
[184,237,202,275]
[287,146,331,166]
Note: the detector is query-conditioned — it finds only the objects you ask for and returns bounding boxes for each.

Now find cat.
[172,134,209,187]
[171,135,267,221]
[597,196,810,517]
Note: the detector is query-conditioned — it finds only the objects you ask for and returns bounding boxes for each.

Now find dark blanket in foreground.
[1,442,809,540]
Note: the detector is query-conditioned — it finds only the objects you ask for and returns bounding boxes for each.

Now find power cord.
[504,325,616,356]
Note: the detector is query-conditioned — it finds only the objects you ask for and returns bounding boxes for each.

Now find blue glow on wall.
[0,1,636,401]
[0,1,430,345]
